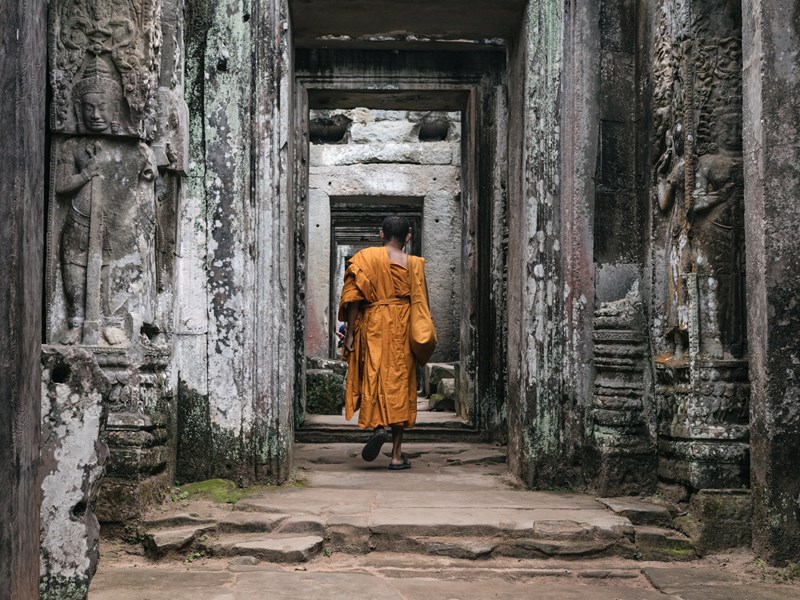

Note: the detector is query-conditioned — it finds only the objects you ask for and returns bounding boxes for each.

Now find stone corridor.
[88,444,800,599]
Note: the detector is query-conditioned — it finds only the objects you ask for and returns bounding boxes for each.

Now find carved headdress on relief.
[50,0,162,139]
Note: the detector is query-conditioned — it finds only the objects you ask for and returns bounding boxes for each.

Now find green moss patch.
[178,479,266,504]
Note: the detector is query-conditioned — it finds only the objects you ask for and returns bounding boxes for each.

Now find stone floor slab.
[391,578,673,599]
[89,569,236,600]
[643,567,800,600]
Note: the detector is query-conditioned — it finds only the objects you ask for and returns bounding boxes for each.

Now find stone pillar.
[45,0,179,524]
[590,284,656,496]
[742,0,800,566]
[507,0,596,488]
[178,0,294,483]
[0,0,46,597]
[40,348,109,599]
[647,0,749,495]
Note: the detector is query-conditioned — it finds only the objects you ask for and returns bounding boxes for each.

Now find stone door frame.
[292,49,508,437]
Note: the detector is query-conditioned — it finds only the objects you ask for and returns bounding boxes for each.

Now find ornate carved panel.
[49,0,162,140]
[649,0,748,491]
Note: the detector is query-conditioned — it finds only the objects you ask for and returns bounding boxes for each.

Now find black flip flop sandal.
[361,428,389,462]
[388,454,411,470]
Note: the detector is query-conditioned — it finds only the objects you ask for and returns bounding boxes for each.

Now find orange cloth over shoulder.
[338,246,427,430]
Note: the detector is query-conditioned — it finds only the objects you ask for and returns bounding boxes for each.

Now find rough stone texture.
[634,526,695,562]
[597,497,673,528]
[507,0,595,488]
[96,352,175,525]
[0,1,46,597]
[46,136,160,347]
[40,347,110,599]
[643,567,800,600]
[48,0,162,139]
[646,0,750,494]
[673,489,751,555]
[424,363,456,398]
[177,0,295,484]
[742,0,800,566]
[305,369,345,415]
[589,284,656,496]
[307,356,348,377]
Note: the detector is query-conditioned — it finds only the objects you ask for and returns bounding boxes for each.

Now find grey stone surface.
[307,356,348,377]
[89,568,682,600]
[305,369,345,415]
[644,567,800,600]
[634,527,695,562]
[209,535,324,563]
[597,497,673,528]
[742,0,800,566]
[48,0,161,139]
[39,347,111,599]
[424,363,456,397]
[673,490,751,554]
[0,0,46,596]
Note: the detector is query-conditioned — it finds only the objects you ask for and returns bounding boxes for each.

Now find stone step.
[216,511,289,533]
[140,512,219,529]
[204,533,324,562]
[142,525,214,557]
[597,497,675,527]
[634,526,696,561]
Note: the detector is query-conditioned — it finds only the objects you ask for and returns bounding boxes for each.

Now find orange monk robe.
[338,246,417,430]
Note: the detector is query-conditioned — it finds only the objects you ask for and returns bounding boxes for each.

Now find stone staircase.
[138,443,695,566]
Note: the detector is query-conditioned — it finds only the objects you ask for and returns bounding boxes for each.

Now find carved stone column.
[590,285,656,496]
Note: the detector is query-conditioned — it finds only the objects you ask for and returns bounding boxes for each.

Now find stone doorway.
[293,49,508,442]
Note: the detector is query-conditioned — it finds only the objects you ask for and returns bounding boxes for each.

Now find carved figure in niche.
[656,123,690,358]
[57,57,158,346]
[690,111,745,358]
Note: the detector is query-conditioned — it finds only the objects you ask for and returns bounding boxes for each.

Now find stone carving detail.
[590,283,656,496]
[51,135,158,347]
[50,0,162,139]
[650,0,748,491]
[651,1,744,362]
[92,347,174,524]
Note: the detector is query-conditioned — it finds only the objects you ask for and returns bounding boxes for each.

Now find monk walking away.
[338,215,435,470]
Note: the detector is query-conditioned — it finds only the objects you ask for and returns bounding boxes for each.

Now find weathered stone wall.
[0,1,46,597]
[177,0,294,483]
[305,108,462,364]
[742,0,800,566]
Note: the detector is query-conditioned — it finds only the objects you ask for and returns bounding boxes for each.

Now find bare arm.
[343,301,360,353]
[55,145,99,195]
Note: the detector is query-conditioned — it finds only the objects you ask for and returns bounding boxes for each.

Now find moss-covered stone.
[178,478,266,505]
[306,369,345,415]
